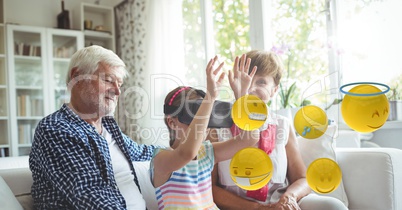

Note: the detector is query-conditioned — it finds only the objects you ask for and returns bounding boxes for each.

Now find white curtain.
[140,0,187,147]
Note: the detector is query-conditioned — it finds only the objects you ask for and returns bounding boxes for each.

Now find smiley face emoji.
[306,158,342,194]
[341,84,389,133]
[294,105,328,139]
[231,95,268,131]
[230,147,273,190]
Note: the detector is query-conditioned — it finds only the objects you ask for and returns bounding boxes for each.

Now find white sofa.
[1,146,402,210]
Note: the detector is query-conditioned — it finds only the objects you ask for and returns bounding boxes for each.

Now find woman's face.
[248,74,278,103]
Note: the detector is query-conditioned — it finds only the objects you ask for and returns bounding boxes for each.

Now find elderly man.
[29,45,158,209]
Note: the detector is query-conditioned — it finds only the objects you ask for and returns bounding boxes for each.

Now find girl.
[150,55,259,209]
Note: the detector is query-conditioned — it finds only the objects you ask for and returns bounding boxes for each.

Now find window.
[336,0,402,98]
[269,0,330,109]
[182,0,402,108]
[182,0,206,87]
[182,0,332,108]
[182,0,251,100]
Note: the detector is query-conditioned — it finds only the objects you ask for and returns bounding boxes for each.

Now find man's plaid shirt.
[29,104,158,209]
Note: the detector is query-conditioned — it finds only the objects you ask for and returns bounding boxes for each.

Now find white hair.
[66,45,128,85]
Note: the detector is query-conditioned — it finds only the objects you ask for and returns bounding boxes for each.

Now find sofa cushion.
[133,161,158,210]
[336,130,361,148]
[298,124,349,207]
[0,176,24,210]
[336,148,402,210]
[16,194,33,210]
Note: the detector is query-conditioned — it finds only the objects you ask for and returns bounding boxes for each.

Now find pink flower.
[271,44,291,55]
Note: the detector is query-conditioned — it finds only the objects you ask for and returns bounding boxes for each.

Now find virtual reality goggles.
[164,99,234,128]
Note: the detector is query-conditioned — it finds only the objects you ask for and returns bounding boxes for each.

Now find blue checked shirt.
[29,104,158,209]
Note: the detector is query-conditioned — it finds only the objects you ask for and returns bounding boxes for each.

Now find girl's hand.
[228,54,257,99]
[206,56,225,99]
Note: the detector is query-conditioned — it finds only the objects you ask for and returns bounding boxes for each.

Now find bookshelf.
[73,3,115,51]
[0,0,10,157]
[7,25,47,156]
[0,2,112,157]
[6,25,84,156]
[46,28,84,112]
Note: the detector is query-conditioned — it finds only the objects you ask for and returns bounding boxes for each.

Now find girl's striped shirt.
[150,141,218,210]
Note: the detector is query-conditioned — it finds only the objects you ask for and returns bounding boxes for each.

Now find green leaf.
[279,81,297,109]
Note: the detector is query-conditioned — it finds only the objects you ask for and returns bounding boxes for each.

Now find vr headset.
[164,98,234,128]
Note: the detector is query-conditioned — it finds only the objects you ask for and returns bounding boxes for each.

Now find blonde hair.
[246,50,284,86]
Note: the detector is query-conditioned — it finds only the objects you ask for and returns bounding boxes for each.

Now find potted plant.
[278,81,297,109]
[275,80,312,122]
[271,44,310,120]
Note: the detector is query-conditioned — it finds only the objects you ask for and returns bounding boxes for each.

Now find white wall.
[4,0,124,28]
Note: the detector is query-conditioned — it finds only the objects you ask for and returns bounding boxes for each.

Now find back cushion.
[133,161,158,210]
[298,124,349,207]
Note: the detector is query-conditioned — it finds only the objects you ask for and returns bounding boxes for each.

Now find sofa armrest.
[336,148,402,210]
[0,156,31,196]
[0,156,33,210]
[0,168,33,196]
[0,176,24,210]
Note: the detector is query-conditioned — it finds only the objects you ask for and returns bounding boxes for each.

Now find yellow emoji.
[231,95,267,131]
[230,147,273,190]
[306,158,342,194]
[340,83,390,133]
[294,105,328,139]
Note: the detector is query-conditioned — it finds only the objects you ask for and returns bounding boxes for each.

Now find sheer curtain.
[141,0,186,146]
[116,0,186,146]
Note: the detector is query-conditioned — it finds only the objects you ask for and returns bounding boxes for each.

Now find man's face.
[77,63,124,117]
[248,74,278,103]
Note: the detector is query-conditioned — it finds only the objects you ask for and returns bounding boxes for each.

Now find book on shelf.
[17,95,43,116]
[54,46,76,58]
[23,44,30,56]
[17,95,25,116]
[17,95,31,116]
[14,42,41,57]
[0,148,6,157]
[18,124,33,144]
[31,97,43,116]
